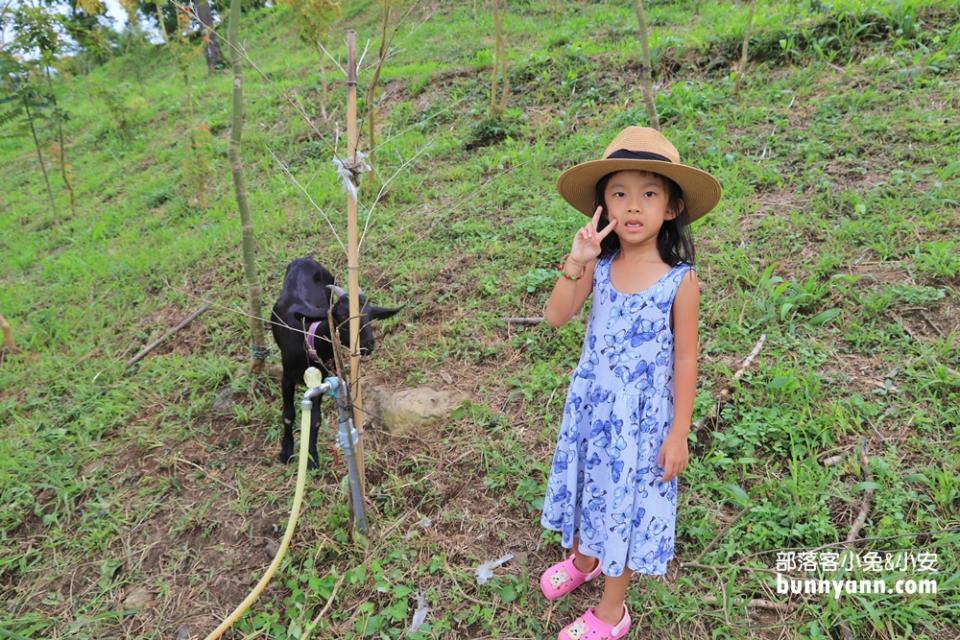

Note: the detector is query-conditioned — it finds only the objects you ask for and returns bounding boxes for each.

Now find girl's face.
[602,170,682,244]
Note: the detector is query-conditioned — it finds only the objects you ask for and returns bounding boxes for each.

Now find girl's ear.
[667,197,685,220]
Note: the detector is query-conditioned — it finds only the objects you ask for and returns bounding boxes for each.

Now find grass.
[1,0,959,638]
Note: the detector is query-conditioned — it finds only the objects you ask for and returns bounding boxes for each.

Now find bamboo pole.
[633,0,660,130]
[345,32,366,496]
[227,0,268,372]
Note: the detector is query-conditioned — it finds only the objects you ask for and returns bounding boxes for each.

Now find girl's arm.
[544,257,597,327]
[670,269,700,437]
[660,269,699,481]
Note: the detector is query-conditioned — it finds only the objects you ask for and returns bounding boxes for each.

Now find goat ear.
[368,304,404,320]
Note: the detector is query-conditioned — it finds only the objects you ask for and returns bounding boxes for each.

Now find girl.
[539,126,721,639]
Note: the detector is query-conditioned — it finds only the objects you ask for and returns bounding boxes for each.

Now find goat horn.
[327,284,348,299]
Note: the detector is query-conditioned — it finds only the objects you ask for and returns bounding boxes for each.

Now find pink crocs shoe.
[558,604,631,639]
[540,553,602,601]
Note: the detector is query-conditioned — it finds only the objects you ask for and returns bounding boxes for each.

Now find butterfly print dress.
[541,248,693,577]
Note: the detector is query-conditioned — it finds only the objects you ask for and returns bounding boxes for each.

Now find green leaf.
[724,483,750,507]
[498,581,518,603]
[809,308,841,326]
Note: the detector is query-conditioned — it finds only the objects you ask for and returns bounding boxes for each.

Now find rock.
[175,625,195,640]
[370,386,469,437]
[263,539,280,559]
[212,387,238,415]
[123,585,153,610]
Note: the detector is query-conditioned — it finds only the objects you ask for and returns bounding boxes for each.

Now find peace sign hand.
[570,206,618,265]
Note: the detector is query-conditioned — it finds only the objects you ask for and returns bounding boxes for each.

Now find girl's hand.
[570,206,618,265]
[657,431,689,482]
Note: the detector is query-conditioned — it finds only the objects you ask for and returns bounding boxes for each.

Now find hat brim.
[557,159,721,223]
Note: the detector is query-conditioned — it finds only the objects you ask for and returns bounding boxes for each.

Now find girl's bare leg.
[594,568,632,625]
[572,535,599,573]
[571,537,629,625]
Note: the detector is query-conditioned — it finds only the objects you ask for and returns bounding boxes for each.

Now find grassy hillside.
[1,0,958,638]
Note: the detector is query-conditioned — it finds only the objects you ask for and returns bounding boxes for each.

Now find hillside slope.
[1,1,958,638]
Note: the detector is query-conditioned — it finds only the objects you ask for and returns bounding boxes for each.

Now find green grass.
[2,0,959,638]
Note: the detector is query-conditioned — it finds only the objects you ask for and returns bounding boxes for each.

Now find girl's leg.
[572,535,599,573]
[594,568,632,625]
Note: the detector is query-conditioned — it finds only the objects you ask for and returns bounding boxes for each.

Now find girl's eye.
[644,191,656,197]
[613,192,625,198]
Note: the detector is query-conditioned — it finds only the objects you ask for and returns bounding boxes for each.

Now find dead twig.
[503,316,544,325]
[700,594,796,612]
[692,507,749,563]
[126,303,211,367]
[301,569,346,639]
[845,439,874,544]
[837,439,874,640]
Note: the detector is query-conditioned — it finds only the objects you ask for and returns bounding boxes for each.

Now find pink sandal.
[540,553,602,601]
[558,604,631,639]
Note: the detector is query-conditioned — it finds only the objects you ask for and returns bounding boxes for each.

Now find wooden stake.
[345,32,367,496]
[0,315,19,354]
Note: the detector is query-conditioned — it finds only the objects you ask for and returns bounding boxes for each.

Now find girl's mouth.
[623,221,644,232]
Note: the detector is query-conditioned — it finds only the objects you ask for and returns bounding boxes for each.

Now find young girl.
[539,126,721,639]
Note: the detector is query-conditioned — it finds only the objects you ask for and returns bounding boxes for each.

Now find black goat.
[271,257,403,468]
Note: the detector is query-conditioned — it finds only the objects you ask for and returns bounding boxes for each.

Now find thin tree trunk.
[490,0,501,118]
[22,92,57,215]
[733,0,757,96]
[318,49,329,119]
[227,0,267,372]
[154,0,169,43]
[44,68,75,217]
[633,0,660,130]
[499,58,509,114]
[176,10,207,208]
[365,0,390,179]
[194,0,224,71]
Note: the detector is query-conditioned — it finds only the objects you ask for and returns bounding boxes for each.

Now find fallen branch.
[691,333,766,434]
[845,439,874,544]
[126,303,211,366]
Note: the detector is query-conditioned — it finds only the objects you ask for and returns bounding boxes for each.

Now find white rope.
[331,150,372,203]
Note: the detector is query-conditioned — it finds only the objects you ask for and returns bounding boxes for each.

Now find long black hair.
[594,170,696,267]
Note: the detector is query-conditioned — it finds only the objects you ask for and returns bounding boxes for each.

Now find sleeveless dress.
[541,248,693,578]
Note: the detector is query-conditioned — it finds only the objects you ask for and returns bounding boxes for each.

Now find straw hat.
[557,126,722,223]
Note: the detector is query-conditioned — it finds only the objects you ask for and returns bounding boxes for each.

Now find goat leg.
[279,372,297,464]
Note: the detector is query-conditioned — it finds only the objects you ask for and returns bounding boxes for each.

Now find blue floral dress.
[541,248,693,578]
